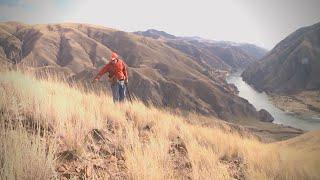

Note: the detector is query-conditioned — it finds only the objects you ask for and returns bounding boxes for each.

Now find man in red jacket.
[93,52,128,102]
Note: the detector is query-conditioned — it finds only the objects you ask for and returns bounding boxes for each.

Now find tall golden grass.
[0,70,319,179]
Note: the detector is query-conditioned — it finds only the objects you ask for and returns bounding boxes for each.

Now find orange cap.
[111,52,118,61]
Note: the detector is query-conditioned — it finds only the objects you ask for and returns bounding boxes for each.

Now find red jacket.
[94,59,128,81]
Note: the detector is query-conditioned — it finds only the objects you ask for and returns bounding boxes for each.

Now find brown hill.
[185,40,258,70]
[1,22,270,123]
[234,43,267,59]
[242,22,320,93]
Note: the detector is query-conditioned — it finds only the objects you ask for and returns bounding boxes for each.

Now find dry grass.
[0,70,319,179]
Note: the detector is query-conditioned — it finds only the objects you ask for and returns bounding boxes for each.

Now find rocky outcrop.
[55,128,128,179]
[258,109,274,122]
[168,136,193,179]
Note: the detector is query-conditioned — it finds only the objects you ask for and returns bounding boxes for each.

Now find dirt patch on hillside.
[55,129,128,179]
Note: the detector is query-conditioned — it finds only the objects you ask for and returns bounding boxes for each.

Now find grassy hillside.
[0,22,266,121]
[0,70,319,179]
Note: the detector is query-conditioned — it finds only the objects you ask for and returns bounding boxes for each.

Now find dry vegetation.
[0,70,319,180]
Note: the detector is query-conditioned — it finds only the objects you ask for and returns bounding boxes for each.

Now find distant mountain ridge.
[134,29,268,70]
[242,22,320,93]
[135,29,177,40]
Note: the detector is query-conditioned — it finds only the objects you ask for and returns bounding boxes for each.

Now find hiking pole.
[125,82,133,102]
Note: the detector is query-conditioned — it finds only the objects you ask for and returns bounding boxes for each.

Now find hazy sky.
[1,0,320,49]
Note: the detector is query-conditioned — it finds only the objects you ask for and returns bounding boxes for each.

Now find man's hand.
[124,78,128,85]
[92,78,98,83]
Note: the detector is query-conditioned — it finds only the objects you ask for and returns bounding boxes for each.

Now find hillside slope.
[242,22,320,93]
[0,71,318,179]
[0,22,266,123]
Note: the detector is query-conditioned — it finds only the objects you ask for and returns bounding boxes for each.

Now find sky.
[0,0,320,49]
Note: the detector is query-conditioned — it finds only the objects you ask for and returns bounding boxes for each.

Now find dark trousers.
[111,80,126,102]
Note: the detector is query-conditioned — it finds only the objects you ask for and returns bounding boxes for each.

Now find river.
[226,71,320,131]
